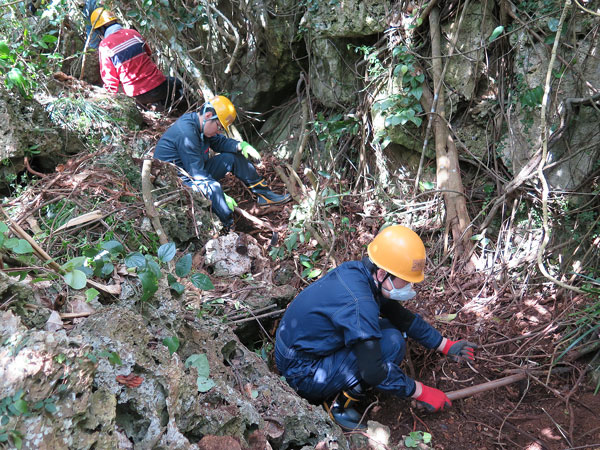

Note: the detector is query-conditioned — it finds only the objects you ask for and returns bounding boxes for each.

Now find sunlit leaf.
[64,270,87,290]
[157,242,176,263]
[85,288,99,303]
[489,25,504,42]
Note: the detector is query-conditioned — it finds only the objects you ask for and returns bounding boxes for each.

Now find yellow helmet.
[367,225,426,283]
[90,8,118,29]
[208,95,236,134]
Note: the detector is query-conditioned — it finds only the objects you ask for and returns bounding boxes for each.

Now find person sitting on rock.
[275,225,477,430]
[90,7,188,112]
[153,95,291,229]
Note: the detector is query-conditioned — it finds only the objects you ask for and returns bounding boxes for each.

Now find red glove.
[415,384,452,412]
[441,339,476,361]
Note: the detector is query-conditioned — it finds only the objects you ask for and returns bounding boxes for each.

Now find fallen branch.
[141,159,169,246]
[446,373,527,401]
[233,206,274,232]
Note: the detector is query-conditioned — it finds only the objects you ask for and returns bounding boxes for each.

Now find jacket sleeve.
[381,299,442,349]
[208,134,240,154]
[98,46,120,94]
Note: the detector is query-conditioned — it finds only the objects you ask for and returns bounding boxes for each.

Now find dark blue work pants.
[275,318,406,403]
[183,152,261,225]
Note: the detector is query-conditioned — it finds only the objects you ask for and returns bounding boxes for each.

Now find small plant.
[404,430,432,447]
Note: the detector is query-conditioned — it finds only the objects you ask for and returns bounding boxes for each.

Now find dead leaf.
[116,374,144,388]
[55,210,104,231]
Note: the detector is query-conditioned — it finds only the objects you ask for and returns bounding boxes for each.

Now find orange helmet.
[90,8,118,29]
[367,225,426,283]
[207,95,236,134]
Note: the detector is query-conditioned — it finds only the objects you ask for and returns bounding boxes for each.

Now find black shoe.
[248,179,291,206]
[328,404,367,431]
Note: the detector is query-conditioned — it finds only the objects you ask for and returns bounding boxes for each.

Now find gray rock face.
[0,87,64,188]
[0,286,346,449]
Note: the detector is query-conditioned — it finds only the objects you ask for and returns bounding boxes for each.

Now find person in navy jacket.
[153,96,290,229]
[275,225,476,430]
[91,8,187,111]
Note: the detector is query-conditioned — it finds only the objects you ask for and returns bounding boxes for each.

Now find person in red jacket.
[90,8,188,112]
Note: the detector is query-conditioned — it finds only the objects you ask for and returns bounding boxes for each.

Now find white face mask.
[383,282,416,302]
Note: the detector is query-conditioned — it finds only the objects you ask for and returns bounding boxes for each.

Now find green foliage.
[162,336,180,355]
[312,112,359,154]
[371,44,425,143]
[185,354,215,392]
[0,389,57,449]
[404,431,432,447]
[97,349,123,366]
[0,1,65,99]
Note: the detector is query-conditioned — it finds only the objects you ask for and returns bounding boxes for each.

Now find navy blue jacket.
[276,258,442,397]
[153,112,239,181]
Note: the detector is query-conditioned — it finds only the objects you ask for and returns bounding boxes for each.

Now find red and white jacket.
[98,28,165,97]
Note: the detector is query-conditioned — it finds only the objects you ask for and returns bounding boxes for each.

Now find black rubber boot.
[324,386,367,431]
[248,179,291,206]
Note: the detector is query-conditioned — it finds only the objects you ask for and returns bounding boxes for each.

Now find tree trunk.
[426,6,473,259]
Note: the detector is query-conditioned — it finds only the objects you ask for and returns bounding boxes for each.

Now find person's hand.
[414,383,452,412]
[440,339,476,361]
[224,193,237,211]
[239,141,261,161]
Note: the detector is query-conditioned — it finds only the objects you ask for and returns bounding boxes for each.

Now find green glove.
[239,141,261,161]
[224,193,237,212]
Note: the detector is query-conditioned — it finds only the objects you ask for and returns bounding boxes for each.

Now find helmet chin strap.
[377,272,391,294]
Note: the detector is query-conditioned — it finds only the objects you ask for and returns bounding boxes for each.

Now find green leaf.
[11,432,22,449]
[169,281,185,295]
[185,353,210,377]
[419,181,435,191]
[64,269,87,290]
[190,273,214,290]
[489,25,504,42]
[0,221,8,233]
[306,268,322,279]
[157,242,176,263]
[422,432,432,443]
[107,351,122,366]
[101,240,124,255]
[162,336,180,355]
[61,256,87,271]
[42,35,58,44]
[6,68,27,96]
[85,288,99,302]
[544,34,556,45]
[1,415,8,426]
[224,193,237,212]
[85,352,97,363]
[435,313,457,322]
[44,402,57,413]
[196,376,216,392]
[11,239,33,254]
[125,252,146,268]
[175,253,192,277]
[145,259,162,279]
[547,18,559,32]
[12,399,28,415]
[0,41,10,59]
[139,270,158,301]
[100,262,114,277]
